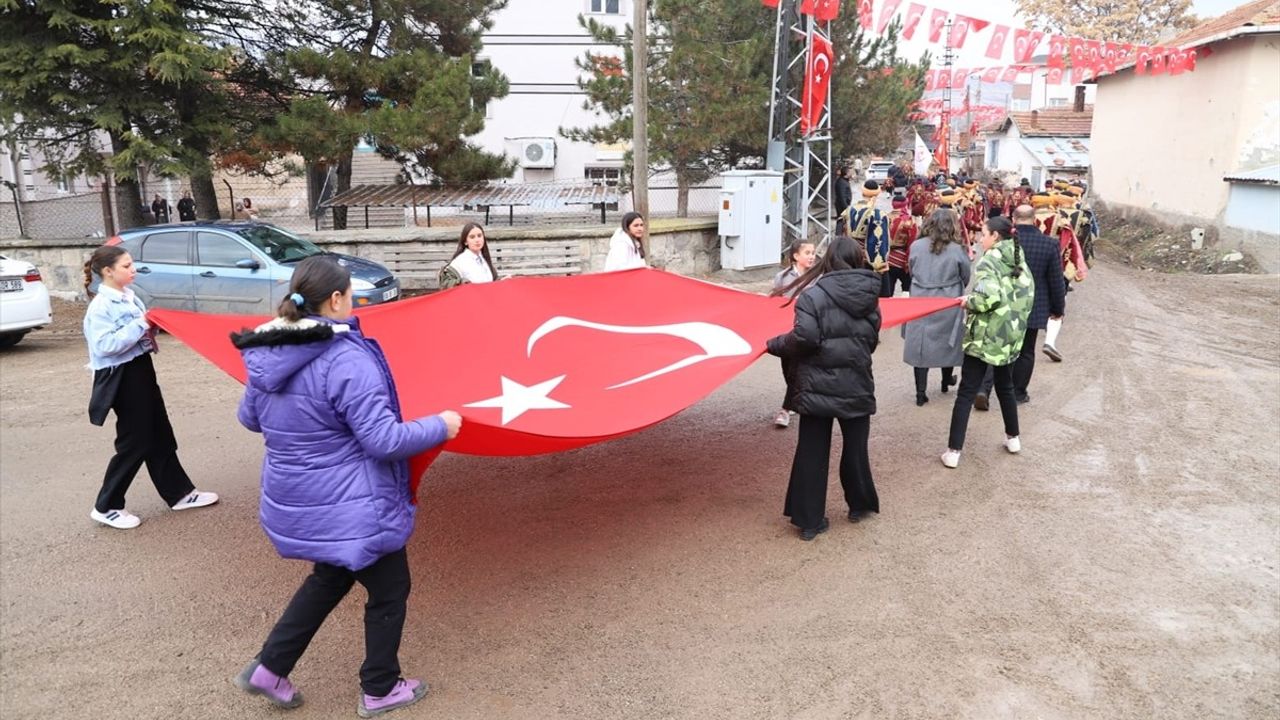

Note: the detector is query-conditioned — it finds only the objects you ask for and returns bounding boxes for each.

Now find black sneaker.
[847,510,873,523]
[799,517,830,541]
[974,393,989,411]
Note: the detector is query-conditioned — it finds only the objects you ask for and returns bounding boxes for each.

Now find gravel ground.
[1,260,1277,720]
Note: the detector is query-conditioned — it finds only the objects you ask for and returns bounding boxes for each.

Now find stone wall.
[0,218,723,298]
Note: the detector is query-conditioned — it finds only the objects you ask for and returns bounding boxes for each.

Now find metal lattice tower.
[939,18,956,174]
[766,0,833,252]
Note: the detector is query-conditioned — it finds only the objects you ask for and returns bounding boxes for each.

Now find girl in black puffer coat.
[767,236,882,541]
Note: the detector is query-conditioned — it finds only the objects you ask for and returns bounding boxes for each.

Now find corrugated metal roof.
[322,182,619,209]
[1020,137,1091,170]
[1223,164,1280,184]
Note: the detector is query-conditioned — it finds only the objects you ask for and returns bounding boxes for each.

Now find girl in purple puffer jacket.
[230,256,461,718]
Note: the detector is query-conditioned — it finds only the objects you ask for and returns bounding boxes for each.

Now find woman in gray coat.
[902,209,971,406]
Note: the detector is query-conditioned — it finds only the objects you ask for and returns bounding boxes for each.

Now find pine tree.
[0,0,228,228]
[255,0,514,228]
[565,0,774,217]
[827,16,929,160]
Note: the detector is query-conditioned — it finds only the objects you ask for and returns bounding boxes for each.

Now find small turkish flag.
[1013,29,1044,64]
[761,0,779,7]
[950,15,990,48]
[1149,46,1168,75]
[933,123,949,171]
[801,0,841,23]
[950,67,968,90]
[923,69,937,91]
[1046,67,1065,84]
[934,67,951,89]
[876,0,903,33]
[1070,65,1092,84]
[857,0,872,29]
[1135,46,1152,75]
[1000,65,1022,83]
[1186,48,1198,71]
[901,2,926,40]
[801,32,834,134]
[1068,37,1087,68]
[927,8,948,43]
[1085,40,1103,70]
[982,67,1000,83]
[985,24,1010,60]
[1048,35,1067,68]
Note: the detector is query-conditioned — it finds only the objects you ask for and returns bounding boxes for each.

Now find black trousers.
[913,366,955,394]
[260,547,411,697]
[784,415,879,530]
[885,266,911,296]
[978,328,1039,399]
[948,354,1020,451]
[95,353,194,513]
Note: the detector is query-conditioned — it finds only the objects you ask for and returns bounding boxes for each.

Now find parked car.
[92,221,401,314]
[865,161,895,183]
[0,255,52,348]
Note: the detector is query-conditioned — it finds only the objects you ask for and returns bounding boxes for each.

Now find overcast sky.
[896,0,1248,66]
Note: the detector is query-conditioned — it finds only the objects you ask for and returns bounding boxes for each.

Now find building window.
[585,166,621,210]
[1010,99,1030,111]
[471,59,493,119]
[1048,97,1068,108]
[55,175,70,193]
[589,0,622,14]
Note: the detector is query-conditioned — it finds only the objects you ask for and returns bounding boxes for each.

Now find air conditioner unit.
[520,139,556,169]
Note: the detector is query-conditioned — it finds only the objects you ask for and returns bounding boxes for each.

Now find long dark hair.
[620,211,646,259]
[451,222,497,280]
[278,255,351,321]
[84,245,128,292]
[922,208,962,255]
[776,235,869,304]
[985,215,1023,279]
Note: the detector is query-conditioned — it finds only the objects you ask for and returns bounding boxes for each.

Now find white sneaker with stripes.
[170,491,219,511]
[90,508,141,529]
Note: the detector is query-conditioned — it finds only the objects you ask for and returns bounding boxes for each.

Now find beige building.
[1090,0,1280,269]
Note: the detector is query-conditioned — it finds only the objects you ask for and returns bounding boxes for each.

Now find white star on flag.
[464,375,572,426]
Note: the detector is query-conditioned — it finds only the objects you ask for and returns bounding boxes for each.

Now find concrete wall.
[0,218,722,297]
[1092,34,1280,223]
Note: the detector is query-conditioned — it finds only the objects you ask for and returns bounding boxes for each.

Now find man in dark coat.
[177,190,197,221]
[975,204,1066,409]
[833,166,853,234]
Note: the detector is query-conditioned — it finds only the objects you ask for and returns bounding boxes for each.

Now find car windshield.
[235,225,323,263]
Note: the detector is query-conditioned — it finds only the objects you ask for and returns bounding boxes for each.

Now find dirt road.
[2,262,1277,719]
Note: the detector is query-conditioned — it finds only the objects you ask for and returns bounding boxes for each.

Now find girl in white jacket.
[603,212,647,271]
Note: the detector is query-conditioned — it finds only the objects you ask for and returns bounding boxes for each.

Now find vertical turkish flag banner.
[1186,49,1198,71]
[148,271,962,491]
[950,15,990,48]
[1046,66,1065,84]
[1047,35,1067,68]
[923,69,937,91]
[927,8,948,43]
[876,0,903,33]
[901,2,925,39]
[950,67,968,89]
[933,123,949,172]
[1085,40,1103,70]
[981,67,1001,83]
[800,0,841,22]
[1135,46,1152,75]
[1070,65,1092,84]
[1068,37,1087,68]
[1012,29,1044,63]
[857,0,872,29]
[800,32,834,134]
[985,24,1010,60]
[1168,48,1191,75]
[1000,66,1020,83]
[935,67,952,89]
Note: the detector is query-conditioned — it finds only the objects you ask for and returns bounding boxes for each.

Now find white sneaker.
[1005,436,1021,454]
[773,410,791,428]
[171,490,219,511]
[940,450,961,469]
[90,508,141,529]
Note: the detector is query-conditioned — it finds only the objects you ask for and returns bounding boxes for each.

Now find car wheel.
[0,332,27,349]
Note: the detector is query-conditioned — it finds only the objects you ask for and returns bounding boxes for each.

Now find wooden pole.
[631,0,649,245]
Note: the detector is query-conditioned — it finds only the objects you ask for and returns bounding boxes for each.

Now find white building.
[982,100,1093,189]
[474,0,631,189]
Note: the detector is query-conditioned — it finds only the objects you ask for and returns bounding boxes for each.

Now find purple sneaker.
[357,678,428,718]
[233,659,303,709]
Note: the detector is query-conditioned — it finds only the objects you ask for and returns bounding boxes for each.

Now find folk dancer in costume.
[986,181,1007,219]
[1031,192,1086,362]
[958,181,986,254]
[908,178,933,220]
[845,180,892,296]
[1007,178,1034,220]
[1064,182,1098,267]
[885,195,917,297]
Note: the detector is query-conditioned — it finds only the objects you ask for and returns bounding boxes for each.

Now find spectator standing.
[769,237,817,428]
[604,212,647,271]
[177,190,197,221]
[151,194,170,224]
[902,208,970,406]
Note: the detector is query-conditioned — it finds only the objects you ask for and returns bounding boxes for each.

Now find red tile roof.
[1168,0,1280,48]
[991,107,1094,137]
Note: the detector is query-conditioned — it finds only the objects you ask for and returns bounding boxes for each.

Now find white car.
[0,255,52,348]
[865,161,895,183]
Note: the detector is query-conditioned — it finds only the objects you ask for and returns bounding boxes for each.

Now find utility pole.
[939,18,955,175]
[631,0,649,235]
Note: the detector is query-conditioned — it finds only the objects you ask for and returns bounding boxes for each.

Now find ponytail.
[985,216,1022,278]
[277,255,351,320]
[84,245,128,294]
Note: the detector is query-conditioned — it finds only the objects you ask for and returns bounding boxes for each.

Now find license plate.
[382,287,399,301]
[0,279,21,292]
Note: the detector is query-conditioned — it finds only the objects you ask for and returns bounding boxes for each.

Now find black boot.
[916,392,929,406]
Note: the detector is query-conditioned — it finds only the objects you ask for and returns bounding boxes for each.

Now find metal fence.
[0,191,109,240]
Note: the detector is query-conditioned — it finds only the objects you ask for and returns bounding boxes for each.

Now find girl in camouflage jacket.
[942,217,1033,469]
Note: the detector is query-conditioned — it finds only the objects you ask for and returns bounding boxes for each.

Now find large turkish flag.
[149,269,958,487]
[800,32,834,134]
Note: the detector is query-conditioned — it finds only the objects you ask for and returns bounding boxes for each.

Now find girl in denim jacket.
[82,246,218,529]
